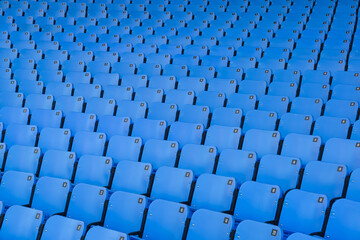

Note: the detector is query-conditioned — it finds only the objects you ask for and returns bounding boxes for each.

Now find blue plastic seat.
[234,220,282,240]
[38,127,71,152]
[141,139,178,170]
[67,183,107,226]
[39,70,64,85]
[347,168,360,202]
[0,79,16,92]
[257,154,301,193]
[279,189,328,235]
[139,199,189,240]
[192,173,236,212]
[19,49,43,62]
[189,65,216,79]
[0,205,43,240]
[216,149,257,186]
[184,45,208,57]
[186,209,233,240]
[64,73,91,86]
[281,133,321,166]
[10,65,36,81]
[242,129,280,159]
[196,91,225,112]
[25,94,53,111]
[116,100,146,119]
[0,107,29,127]
[178,105,209,127]
[44,50,68,63]
[322,138,360,172]
[146,53,171,66]
[210,107,242,127]
[162,64,188,79]
[205,125,241,152]
[112,160,151,195]
[0,92,24,108]
[302,70,330,85]
[97,115,130,139]
[32,176,70,217]
[4,124,37,148]
[131,118,166,142]
[73,83,101,99]
[55,96,84,116]
[64,112,96,134]
[300,83,330,103]
[278,113,313,137]
[332,71,360,88]
[243,110,277,133]
[85,97,115,117]
[324,199,360,240]
[287,233,318,240]
[69,51,94,65]
[178,144,217,177]
[5,145,40,174]
[177,77,206,95]
[352,120,360,140]
[234,181,281,222]
[0,170,35,207]
[151,166,193,203]
[39,150,76,180]
[173,54,199,66]
[104,190,147,234]
[238,80,267,99]
[41,215,84,240]
[120,75,147,90]
[72,131,106,157]
[313,116,350,143]
[85,226,127,240]
[301,161,347,201]
[134,87,163,103]
[147,102,177,125]
[291,97,323,119]
[324,99,358,123]
[74,155,112,187]
[92,73,119,86]
[106,136,142,164]
[165,89,195,110]
[168,121,204,148]
[207,78,237,97]
[18,81,44,96]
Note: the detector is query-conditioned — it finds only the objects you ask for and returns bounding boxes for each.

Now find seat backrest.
[0,170,34,207]
[141,139,179,170]
[5,145,40,174]
[106,135,142,164]
[186,209,233,240]
[74,155,112,187]
[142,199,189,240]
[151,166,194,203]
[279,189,328,235]
[0,205,43,240]
[104,190,147,234]
[301,161,347,201]
[41,215,84,240]
[325,199,360,240]
[112,160,152,195]
[32,176,70,216]
[67,183,108,226]
[234,181,282,222]
[39,150,76,180]
[235,220,282,240]
[192,173,236,212]
[178,144,217,177]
